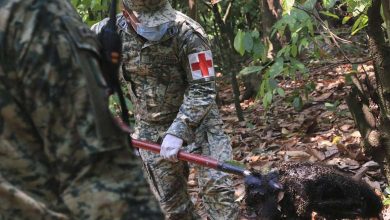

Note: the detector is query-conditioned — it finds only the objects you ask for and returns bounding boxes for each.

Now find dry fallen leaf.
[277,151,311,159]
[327,157,360,170]
[234,185,246,202]
[313,92,332,102]
[306,147,326,161]
[351,131,362,138]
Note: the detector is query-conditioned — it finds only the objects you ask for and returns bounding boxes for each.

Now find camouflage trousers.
[133,120,239,220]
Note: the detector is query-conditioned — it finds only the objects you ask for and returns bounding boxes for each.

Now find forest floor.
[188,60,390,219]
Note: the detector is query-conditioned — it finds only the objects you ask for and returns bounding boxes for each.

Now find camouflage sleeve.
[165,22,217,143]
[90,17,109,34]
[2,0,127,157]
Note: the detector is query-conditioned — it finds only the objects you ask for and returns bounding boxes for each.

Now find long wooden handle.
[131,139,247,176]
[131,139,219,169]
[115,117,247,176]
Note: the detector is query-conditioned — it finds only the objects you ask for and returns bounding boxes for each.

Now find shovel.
[116,118,280,187]
[132,139,281,186]
[132,139,252,176]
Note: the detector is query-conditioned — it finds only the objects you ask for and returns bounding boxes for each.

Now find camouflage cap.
[123,0,168,12]
[123,0,177,27]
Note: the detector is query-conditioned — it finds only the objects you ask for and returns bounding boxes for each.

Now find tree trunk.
[259,0,282,53]
[212,3,245,121]
[188,0,197,20]
[382,0,390,44]
[368,0,390,181]
[347,0,390,182]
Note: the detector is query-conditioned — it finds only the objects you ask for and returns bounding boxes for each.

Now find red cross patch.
[188,50,215,80]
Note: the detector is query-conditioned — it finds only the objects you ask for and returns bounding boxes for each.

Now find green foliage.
[234,4,313,109]
[282,0,295,15]
[234,0,374,110]
[351,14,368,35]
[331,0,371,35]
[239,66,265,76]
[70,0,374,114]
[71,0,110,26]
[322,0,337,10]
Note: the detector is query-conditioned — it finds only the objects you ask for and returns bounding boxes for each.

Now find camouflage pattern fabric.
[122,0,168,13]
[0,0,163,219]
[93,7,239,220]
[122,0,178,27]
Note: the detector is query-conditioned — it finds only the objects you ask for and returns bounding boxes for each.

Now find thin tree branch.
[223,0,234,23]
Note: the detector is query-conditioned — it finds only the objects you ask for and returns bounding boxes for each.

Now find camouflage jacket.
[0,0,127,161]
[93,12,223,143]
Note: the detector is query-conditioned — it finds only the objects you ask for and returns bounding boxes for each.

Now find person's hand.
[160,134,183,162]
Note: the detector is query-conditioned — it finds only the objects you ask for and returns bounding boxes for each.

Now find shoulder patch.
[188,50,215,80]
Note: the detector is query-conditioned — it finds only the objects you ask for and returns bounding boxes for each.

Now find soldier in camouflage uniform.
[0,0,163,219]
[92,1,239,219]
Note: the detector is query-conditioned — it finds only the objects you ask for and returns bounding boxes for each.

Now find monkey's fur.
[245,162,383,220]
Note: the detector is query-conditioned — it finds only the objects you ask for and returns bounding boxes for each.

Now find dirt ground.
[188,61,390,219]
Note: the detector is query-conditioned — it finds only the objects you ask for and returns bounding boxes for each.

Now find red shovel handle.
[115,117,247,176]
[131,139,219,169]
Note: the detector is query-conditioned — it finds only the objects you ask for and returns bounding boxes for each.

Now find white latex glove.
[160,134,183,162]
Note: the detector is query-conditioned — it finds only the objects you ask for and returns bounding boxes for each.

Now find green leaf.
[253,41,265,60]
[302,0,317,10]
[246,122,255,129]
[91,0,99,8]
[319,11,340,20]
[251,30,260,39]
[291,58,307,72]
[244,32,254,52]
[322,0,337,9]
[282,0,295,14]
[239,66,264,76]
[259,80,266,98]
[268,78,278,90]
[266,91,273,103]
[384,198,390,206]
[291,44,298,57]
[291,32,299,44]
[234,30,245,56]
[292,96,303,111]
[298,38,309,52]
[325,102,335,108]
[306,19,314,36]
[325,101,340,111]
[351,15,368,35]
[284,45,291,57]
[268,58,284,78]
[276,88,286,97]
[342,16,352,24]
[351,15,363,34]
[262,96,269,109]
[224,160,246,168]
[262,91,273,108]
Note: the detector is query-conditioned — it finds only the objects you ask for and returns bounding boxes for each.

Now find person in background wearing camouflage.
[0,0,164,219]
[92,0,239,219]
